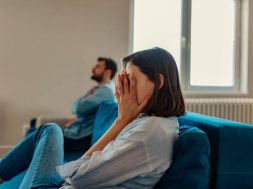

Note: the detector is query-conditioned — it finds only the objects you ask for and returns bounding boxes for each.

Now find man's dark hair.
[97,57,117,79]
[122,47,185,117]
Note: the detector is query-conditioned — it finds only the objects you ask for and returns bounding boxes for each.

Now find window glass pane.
[190,0,235,87]
[133,0,181,70]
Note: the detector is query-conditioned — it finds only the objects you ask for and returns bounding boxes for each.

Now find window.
[133,0,181,71]
[131,0,243,92]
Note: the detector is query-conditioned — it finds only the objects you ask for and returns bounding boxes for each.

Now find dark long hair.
[123,47,185,117]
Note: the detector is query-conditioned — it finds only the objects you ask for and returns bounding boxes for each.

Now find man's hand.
[65,117,77,128]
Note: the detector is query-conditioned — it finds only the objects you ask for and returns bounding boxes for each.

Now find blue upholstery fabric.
[0,171,25,189]
[91,100,118,145]
[153,125,210,189]
[1,100,253,189]
[178,112,253,189]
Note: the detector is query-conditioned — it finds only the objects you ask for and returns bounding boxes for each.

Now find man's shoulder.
[97,81,115,91]
[103,80,115,88]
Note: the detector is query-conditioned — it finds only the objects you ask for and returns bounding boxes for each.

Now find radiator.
[185,98,253,124]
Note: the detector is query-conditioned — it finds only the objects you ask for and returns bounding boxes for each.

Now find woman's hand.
[115,71,151,125]
[83,71,151,157]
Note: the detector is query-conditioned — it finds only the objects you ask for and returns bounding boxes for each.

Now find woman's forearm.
[83,117,130,157]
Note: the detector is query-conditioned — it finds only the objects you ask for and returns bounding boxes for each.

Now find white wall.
[0,0,253,146]
[0,0,129,144]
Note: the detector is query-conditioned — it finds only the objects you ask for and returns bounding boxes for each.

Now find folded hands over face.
[115,71,151,124]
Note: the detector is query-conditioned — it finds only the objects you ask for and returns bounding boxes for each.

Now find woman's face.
[125,62,155,104]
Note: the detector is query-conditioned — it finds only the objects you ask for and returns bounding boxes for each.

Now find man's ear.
[104,69,112,79]
[159,74,164,90]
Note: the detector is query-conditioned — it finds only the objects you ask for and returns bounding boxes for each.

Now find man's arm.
[72,86,114,117]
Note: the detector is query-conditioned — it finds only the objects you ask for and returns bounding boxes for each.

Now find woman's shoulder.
[133,114,178,131]
[118,115,179,142]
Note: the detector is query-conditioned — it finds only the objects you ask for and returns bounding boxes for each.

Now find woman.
[0,47,185,189]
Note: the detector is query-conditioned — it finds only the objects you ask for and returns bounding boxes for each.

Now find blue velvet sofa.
[1,100,253,189]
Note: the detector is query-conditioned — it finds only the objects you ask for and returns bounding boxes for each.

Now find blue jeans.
[0,123,64,189]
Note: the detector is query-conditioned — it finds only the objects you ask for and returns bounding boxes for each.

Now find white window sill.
[183,90,249,98]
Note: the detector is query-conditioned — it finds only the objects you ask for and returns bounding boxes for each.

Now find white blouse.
[56,114,179,189]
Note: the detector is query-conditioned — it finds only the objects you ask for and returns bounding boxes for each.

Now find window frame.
[130,0,245,94]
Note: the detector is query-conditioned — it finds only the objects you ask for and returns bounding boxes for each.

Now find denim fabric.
[26,126,92,152]
[0,123,64,189]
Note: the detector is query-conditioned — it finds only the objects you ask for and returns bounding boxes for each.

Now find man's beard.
[91,73,104,82]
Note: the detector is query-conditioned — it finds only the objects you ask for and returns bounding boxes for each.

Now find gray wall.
[0,0,129,144]
[0,0,253,145]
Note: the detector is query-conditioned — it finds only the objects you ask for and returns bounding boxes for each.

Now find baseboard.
[0,145,13,157]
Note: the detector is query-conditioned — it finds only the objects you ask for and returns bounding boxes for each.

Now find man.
[63,57,117,151]
[28,57,117,151]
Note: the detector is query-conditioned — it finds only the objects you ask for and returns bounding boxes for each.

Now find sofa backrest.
[92,100,118,145]
[179,112,253,189]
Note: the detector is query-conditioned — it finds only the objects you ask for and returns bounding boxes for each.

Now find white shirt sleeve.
[59,137,150,188]
[57,116,178,189]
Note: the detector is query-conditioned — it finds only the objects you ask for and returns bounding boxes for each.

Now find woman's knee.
[39,123,63,137]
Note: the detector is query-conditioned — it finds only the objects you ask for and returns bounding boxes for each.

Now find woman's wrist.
[115,116,134,127]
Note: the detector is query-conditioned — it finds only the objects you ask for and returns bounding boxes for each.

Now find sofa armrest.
[34,116,73,129]
[22,115,73,136]
[179,112,253,189]
[23,116,73,137]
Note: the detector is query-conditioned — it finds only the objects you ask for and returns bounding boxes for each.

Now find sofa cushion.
[91,100,118,145]
[154,125,210,189]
